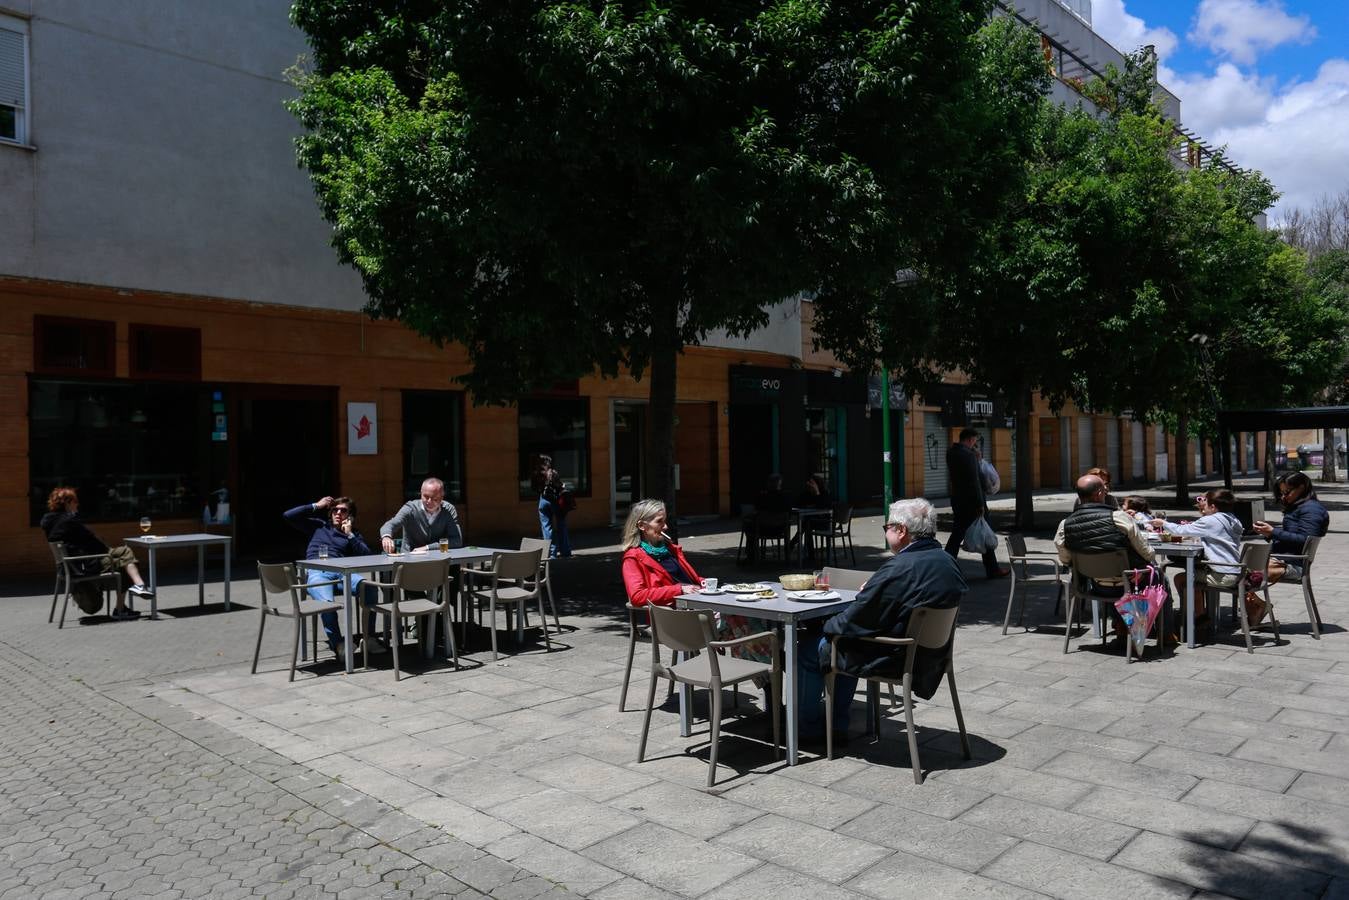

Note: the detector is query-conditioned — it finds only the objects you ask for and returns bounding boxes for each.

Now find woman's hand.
[1252,520,1274,537]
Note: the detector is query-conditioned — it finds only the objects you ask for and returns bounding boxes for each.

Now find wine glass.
[139,516,152,535]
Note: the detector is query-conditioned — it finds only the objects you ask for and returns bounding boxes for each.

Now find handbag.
[961,516,998,554]
[1115,566,1167,652]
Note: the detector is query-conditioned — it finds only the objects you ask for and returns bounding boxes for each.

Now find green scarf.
[639,540,670,558]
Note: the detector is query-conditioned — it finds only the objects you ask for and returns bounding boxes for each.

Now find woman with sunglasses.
[1253,470,1329,595]
[284,495,374,658]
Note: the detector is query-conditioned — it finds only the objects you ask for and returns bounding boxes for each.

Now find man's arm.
[1114,510,1155,563]
[380,502,412,540]
[443,504,464,549]
[1054,518,1071,564]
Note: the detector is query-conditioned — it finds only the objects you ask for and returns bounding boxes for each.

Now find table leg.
[785,618,799,765]
[223,543,231,612]
[797,515,806,567]
[1185,556,1196,650]
[344,574,356,674]
[677,650,692,737]
[146,546,159,619]
[197,546,205,607]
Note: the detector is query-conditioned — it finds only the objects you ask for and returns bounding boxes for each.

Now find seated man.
[1055,473,1164,637]
[380,477,463,553]
[798,498,967,737]
[284,495,374,657]
[40,486,155,619]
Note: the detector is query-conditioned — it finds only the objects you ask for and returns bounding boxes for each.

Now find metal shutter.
[1130,421,1145,480]
[1077,418,1094,470]
[0,26,24,110]
[1106,420,1121,478]
[922,413,949,498]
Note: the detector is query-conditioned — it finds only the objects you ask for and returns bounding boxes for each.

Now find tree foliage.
[288,0,1045,510]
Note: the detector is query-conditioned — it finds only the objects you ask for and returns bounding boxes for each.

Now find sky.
[1087,0,1349,222]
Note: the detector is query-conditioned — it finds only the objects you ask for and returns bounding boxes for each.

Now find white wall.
[0,0,365,309]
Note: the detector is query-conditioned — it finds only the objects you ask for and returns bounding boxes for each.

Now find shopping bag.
[1115,566,1166,652]
[961,517,998,554]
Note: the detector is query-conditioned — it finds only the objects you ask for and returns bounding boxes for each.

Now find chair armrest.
[298,577,341,589]
[461,566,493,578]
[858,635,916,647]
[1274,553,1308,562]
[709,631,777,653]
[61,552,108,563]
[1020,549,1059,556]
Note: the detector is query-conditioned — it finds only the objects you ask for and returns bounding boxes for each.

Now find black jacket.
[40,510,109,576]
[1271,497,1330,557]
[821,538,967,699]
[946,442,985,517]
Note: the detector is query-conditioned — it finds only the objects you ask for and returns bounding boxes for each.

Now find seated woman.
[621,498,772,661]
[40,486,155,619]
[1252,470,1329,599]
[1120,496,1152,528]
[1151,489,1243,629]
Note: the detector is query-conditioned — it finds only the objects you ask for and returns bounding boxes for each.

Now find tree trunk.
[1323,427,1339,483]
[1174,412,1190,507]
[1263,430,1276,491]
[645,316,681,539]
[1014,385,1034,531]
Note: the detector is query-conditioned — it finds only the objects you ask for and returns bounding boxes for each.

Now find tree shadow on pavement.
[1175,819,1339,898]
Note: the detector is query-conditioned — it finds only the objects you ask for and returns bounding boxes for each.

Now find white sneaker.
[129,584,155,598]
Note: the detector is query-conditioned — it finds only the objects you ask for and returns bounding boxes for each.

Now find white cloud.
[1090,0,1180,60]
[1162,62,1274,135]
[1188,0,1315,66]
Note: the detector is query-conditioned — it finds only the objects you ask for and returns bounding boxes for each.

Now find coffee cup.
[701,578,718,592]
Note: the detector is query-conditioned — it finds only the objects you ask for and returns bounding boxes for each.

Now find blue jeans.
[539,498,572,558]
[305,567,371,647]
[797,634,856,734]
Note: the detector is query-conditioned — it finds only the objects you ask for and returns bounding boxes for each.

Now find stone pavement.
[2,478,1347,899]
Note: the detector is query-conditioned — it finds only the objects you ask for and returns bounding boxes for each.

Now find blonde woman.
[620,499,701,607]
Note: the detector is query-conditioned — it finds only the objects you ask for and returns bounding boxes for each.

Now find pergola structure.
[1216,406,1349,488]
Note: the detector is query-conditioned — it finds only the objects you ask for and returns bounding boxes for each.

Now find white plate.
[724,583,766,594]
[787,589,842,602]
[697,588,725,596]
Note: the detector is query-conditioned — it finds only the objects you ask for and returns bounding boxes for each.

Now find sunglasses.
[331,507,350,515]
[881,523,901,533]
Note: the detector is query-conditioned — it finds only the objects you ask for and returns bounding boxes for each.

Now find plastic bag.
[1115,566,1167,652]
[961,516,998,554]
[979,459,1001,495]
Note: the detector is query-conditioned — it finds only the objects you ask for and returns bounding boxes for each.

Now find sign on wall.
[347,402,378,455]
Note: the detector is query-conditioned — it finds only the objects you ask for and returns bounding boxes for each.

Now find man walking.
[945,428,1008,577]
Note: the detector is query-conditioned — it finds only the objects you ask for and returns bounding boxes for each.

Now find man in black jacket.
[945,428,1009,577]
[798,498,968,737]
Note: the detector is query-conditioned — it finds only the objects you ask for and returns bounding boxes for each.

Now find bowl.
[780,573,816,591]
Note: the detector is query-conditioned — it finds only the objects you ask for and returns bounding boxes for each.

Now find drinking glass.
[139,516,152,535]
[814,570,829,590]
[317,545,329,560]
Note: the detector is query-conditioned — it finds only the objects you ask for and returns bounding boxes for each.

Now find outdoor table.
[296,546,505,674]
[676,582,856,765]
[1144,535,1205,648]
[125,533,232,620]
[789,507,833,566]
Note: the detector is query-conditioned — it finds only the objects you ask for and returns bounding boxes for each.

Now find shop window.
[129,323,201,380]
[402,390,465,502]
[29,377,210,523]
[33,316,116,377]
[517,398,590,499]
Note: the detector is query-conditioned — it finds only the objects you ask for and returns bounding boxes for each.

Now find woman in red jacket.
[621,499,700,606]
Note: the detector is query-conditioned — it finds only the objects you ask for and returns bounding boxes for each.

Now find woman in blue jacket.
[1252,472,1329,619]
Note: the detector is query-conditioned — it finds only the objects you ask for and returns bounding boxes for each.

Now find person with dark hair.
[40,486,154,619]
[1120,496,1152,527]
[284,495,374,657]
[1152,488,1242,629]
[1253,471,1329,612]
[945,428,1009,578]
[532,455,572,558]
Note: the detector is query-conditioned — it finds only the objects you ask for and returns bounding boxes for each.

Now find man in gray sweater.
[380,477,464,553]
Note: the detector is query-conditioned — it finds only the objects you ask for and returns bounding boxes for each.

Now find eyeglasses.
[881,523,901,534]
[331,507,350,515]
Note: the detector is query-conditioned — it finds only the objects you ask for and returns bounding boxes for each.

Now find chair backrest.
[646,604,716,655]
[823,566,869,592]
[1238,540,1272,575]
[493,548,542,581]
[394,558,451,595]
[519,536,549,556]
[905,605,960,649]
[757,511,789,534]
[1005,533,1029,557]
[1302,535,1321,565]
[48,541,66,566]
[831,503,853,532]
[1069,550,1131,587]
[257,561,297,595]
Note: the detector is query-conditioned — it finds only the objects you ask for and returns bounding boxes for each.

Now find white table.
[1145,537,1204,648]
[297,546,505,673]
[125,533,232,619]
[677,582,856,765]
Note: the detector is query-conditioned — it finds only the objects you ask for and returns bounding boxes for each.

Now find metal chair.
[519,536,562,636]
[252,562,341,681]
[618,602,678,711]
[365,558,459,680]
[823,605,970,784]
[465,548,547,660]
[50,542,119,628]
[1003,534,1066,634]
[637,605,780,787]
[739,510,789,563]
[1273,535,1322,640]
[1203,541,1278,653]
[828,503,856,566]
[1064,550,1149,656]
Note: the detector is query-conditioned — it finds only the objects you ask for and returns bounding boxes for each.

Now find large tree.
[288,0,1041,517]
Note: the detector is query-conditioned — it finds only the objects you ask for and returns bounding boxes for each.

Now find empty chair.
[465,548,548,660]
[50,542,119,628]
[618,602,677,712]
[1273,535,1322,640]
[828,503,857,566]
[754,511,790,562]
[1064,550,1167,659]
[252,562,342,681]
[519,536,562,636]
[637,605,780,787]
[365,558,458,680]
[1002,534,1066,635]
[1202,541,1279,653]
[822,605,970,784]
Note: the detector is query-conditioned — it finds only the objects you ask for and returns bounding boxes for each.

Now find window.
[29,378,213,524]
[402,390,465,503]
[518,398,590,499]
[0,15,28,145]
[129,324,201,380]
[34,316,116,377]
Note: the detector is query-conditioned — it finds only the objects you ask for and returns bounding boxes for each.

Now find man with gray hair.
[380,477,463,553]
[797,498,968,739]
